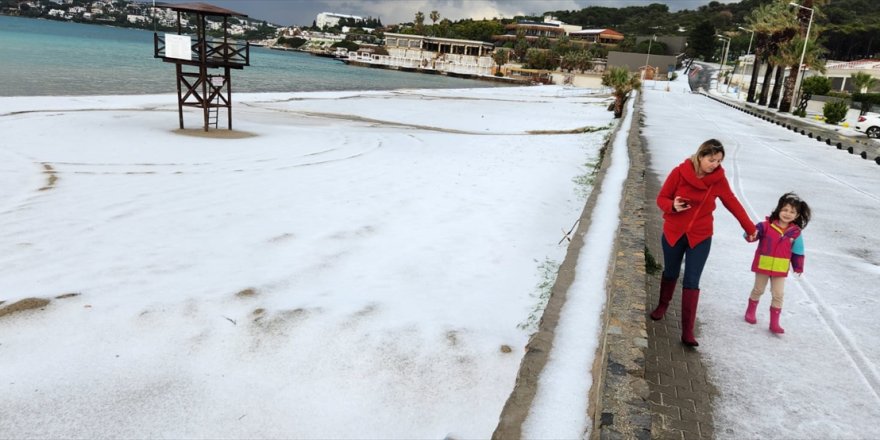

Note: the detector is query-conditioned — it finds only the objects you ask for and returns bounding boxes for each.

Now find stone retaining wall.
[492,93,652,439]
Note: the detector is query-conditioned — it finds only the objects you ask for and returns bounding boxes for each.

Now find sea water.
[0,15,497,97]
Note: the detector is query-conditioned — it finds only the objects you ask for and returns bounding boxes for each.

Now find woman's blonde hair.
[690,139,726,173]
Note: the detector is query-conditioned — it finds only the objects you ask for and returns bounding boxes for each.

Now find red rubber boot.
[681,288,700,347]
[650,277,677,321]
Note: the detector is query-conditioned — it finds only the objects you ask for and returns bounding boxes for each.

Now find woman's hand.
[673,196,691,212]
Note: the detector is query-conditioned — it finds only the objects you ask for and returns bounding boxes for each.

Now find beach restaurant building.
[345,33,496,77]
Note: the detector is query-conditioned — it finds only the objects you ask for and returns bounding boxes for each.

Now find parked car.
[854,112,880,138]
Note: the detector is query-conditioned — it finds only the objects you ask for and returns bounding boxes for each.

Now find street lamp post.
[716,35,731,92]
[736,26,755,100]
[789,2,814,113]
[642,34,656,81]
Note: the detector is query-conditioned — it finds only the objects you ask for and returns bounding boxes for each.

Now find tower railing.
[154,33,249,67]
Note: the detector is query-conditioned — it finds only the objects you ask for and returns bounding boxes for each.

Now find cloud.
[338,0,587,24]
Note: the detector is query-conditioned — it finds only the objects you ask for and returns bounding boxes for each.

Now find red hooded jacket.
[657,158,757,248]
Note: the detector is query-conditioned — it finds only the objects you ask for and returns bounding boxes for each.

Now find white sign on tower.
[165,34,192,60]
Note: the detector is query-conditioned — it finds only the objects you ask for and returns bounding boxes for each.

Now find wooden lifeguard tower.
[153,2,250,131]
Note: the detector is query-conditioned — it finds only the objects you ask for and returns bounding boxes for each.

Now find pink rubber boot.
[744,299,759,324]
[769,306,785,334]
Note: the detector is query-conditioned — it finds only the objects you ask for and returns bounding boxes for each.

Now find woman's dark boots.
[650,277,678,320]
[681,288,700,347]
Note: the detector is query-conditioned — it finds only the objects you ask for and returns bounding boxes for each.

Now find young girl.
[744,192,811,334]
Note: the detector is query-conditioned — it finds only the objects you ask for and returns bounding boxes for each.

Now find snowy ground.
[5,74,876,439]
[644,76,880,439]
[0,86,615,438]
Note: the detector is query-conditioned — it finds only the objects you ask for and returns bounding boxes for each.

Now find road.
[642,79,880,438]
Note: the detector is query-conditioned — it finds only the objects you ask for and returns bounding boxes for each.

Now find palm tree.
[758,63,775,106]
[764,28,799,108]
[851,71,878,93]
[779,0,828,112]
[746,32,767,103]
[782,37,826,113]
[602,66,641,118]
[746,2,790,103]
[767,60,786,108]
[429,10,439,36]
[513,29,529,62]
[850,72,879,114]
[414,11,425,35]
[768,32,812,110]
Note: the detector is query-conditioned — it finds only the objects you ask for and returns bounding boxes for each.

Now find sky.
[159,0,735,27]
[3,69,879,438]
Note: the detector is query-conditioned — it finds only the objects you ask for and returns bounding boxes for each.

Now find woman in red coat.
[650,139,757,347]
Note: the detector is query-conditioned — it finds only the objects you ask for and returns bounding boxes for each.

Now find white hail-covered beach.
[0,86,616,438]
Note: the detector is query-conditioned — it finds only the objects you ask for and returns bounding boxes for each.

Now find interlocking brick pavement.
[643,130,719,440]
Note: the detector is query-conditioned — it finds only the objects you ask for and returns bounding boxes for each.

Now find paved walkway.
[641,96,718,440]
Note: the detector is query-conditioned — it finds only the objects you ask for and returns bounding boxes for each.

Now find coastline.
[0,16,503,97]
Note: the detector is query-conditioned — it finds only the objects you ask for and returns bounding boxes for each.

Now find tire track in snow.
[706,109,880,404]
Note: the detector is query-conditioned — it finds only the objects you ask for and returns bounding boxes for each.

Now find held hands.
[673,196,691,212]
[745,232,758,242]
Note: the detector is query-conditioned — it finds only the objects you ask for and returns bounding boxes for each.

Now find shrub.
[277,36,307,49]
[823,100,849,125]
[802,76,832,96]
[669,72,678,81]
[827,91,851,99]
[331,40,360,52]
[524,48,559,70]
[853,92,880,114]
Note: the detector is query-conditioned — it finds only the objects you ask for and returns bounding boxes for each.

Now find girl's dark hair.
[770,192,811,229]
[690,139,726,172]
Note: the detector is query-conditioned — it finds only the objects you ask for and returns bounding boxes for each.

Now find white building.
[346,33,496,77]
[316,12,363,29]
[542,15,583,35]
[126,14,147,24]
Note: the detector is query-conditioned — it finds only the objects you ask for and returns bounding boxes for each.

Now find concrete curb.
[702,93,880,165]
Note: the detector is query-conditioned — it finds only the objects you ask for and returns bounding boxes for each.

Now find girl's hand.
[746,232,758,242]
[673,196,691,212]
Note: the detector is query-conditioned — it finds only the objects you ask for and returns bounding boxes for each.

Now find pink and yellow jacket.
[750,217,805,277]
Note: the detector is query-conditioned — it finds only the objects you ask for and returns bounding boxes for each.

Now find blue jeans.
[662,235,712,290]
